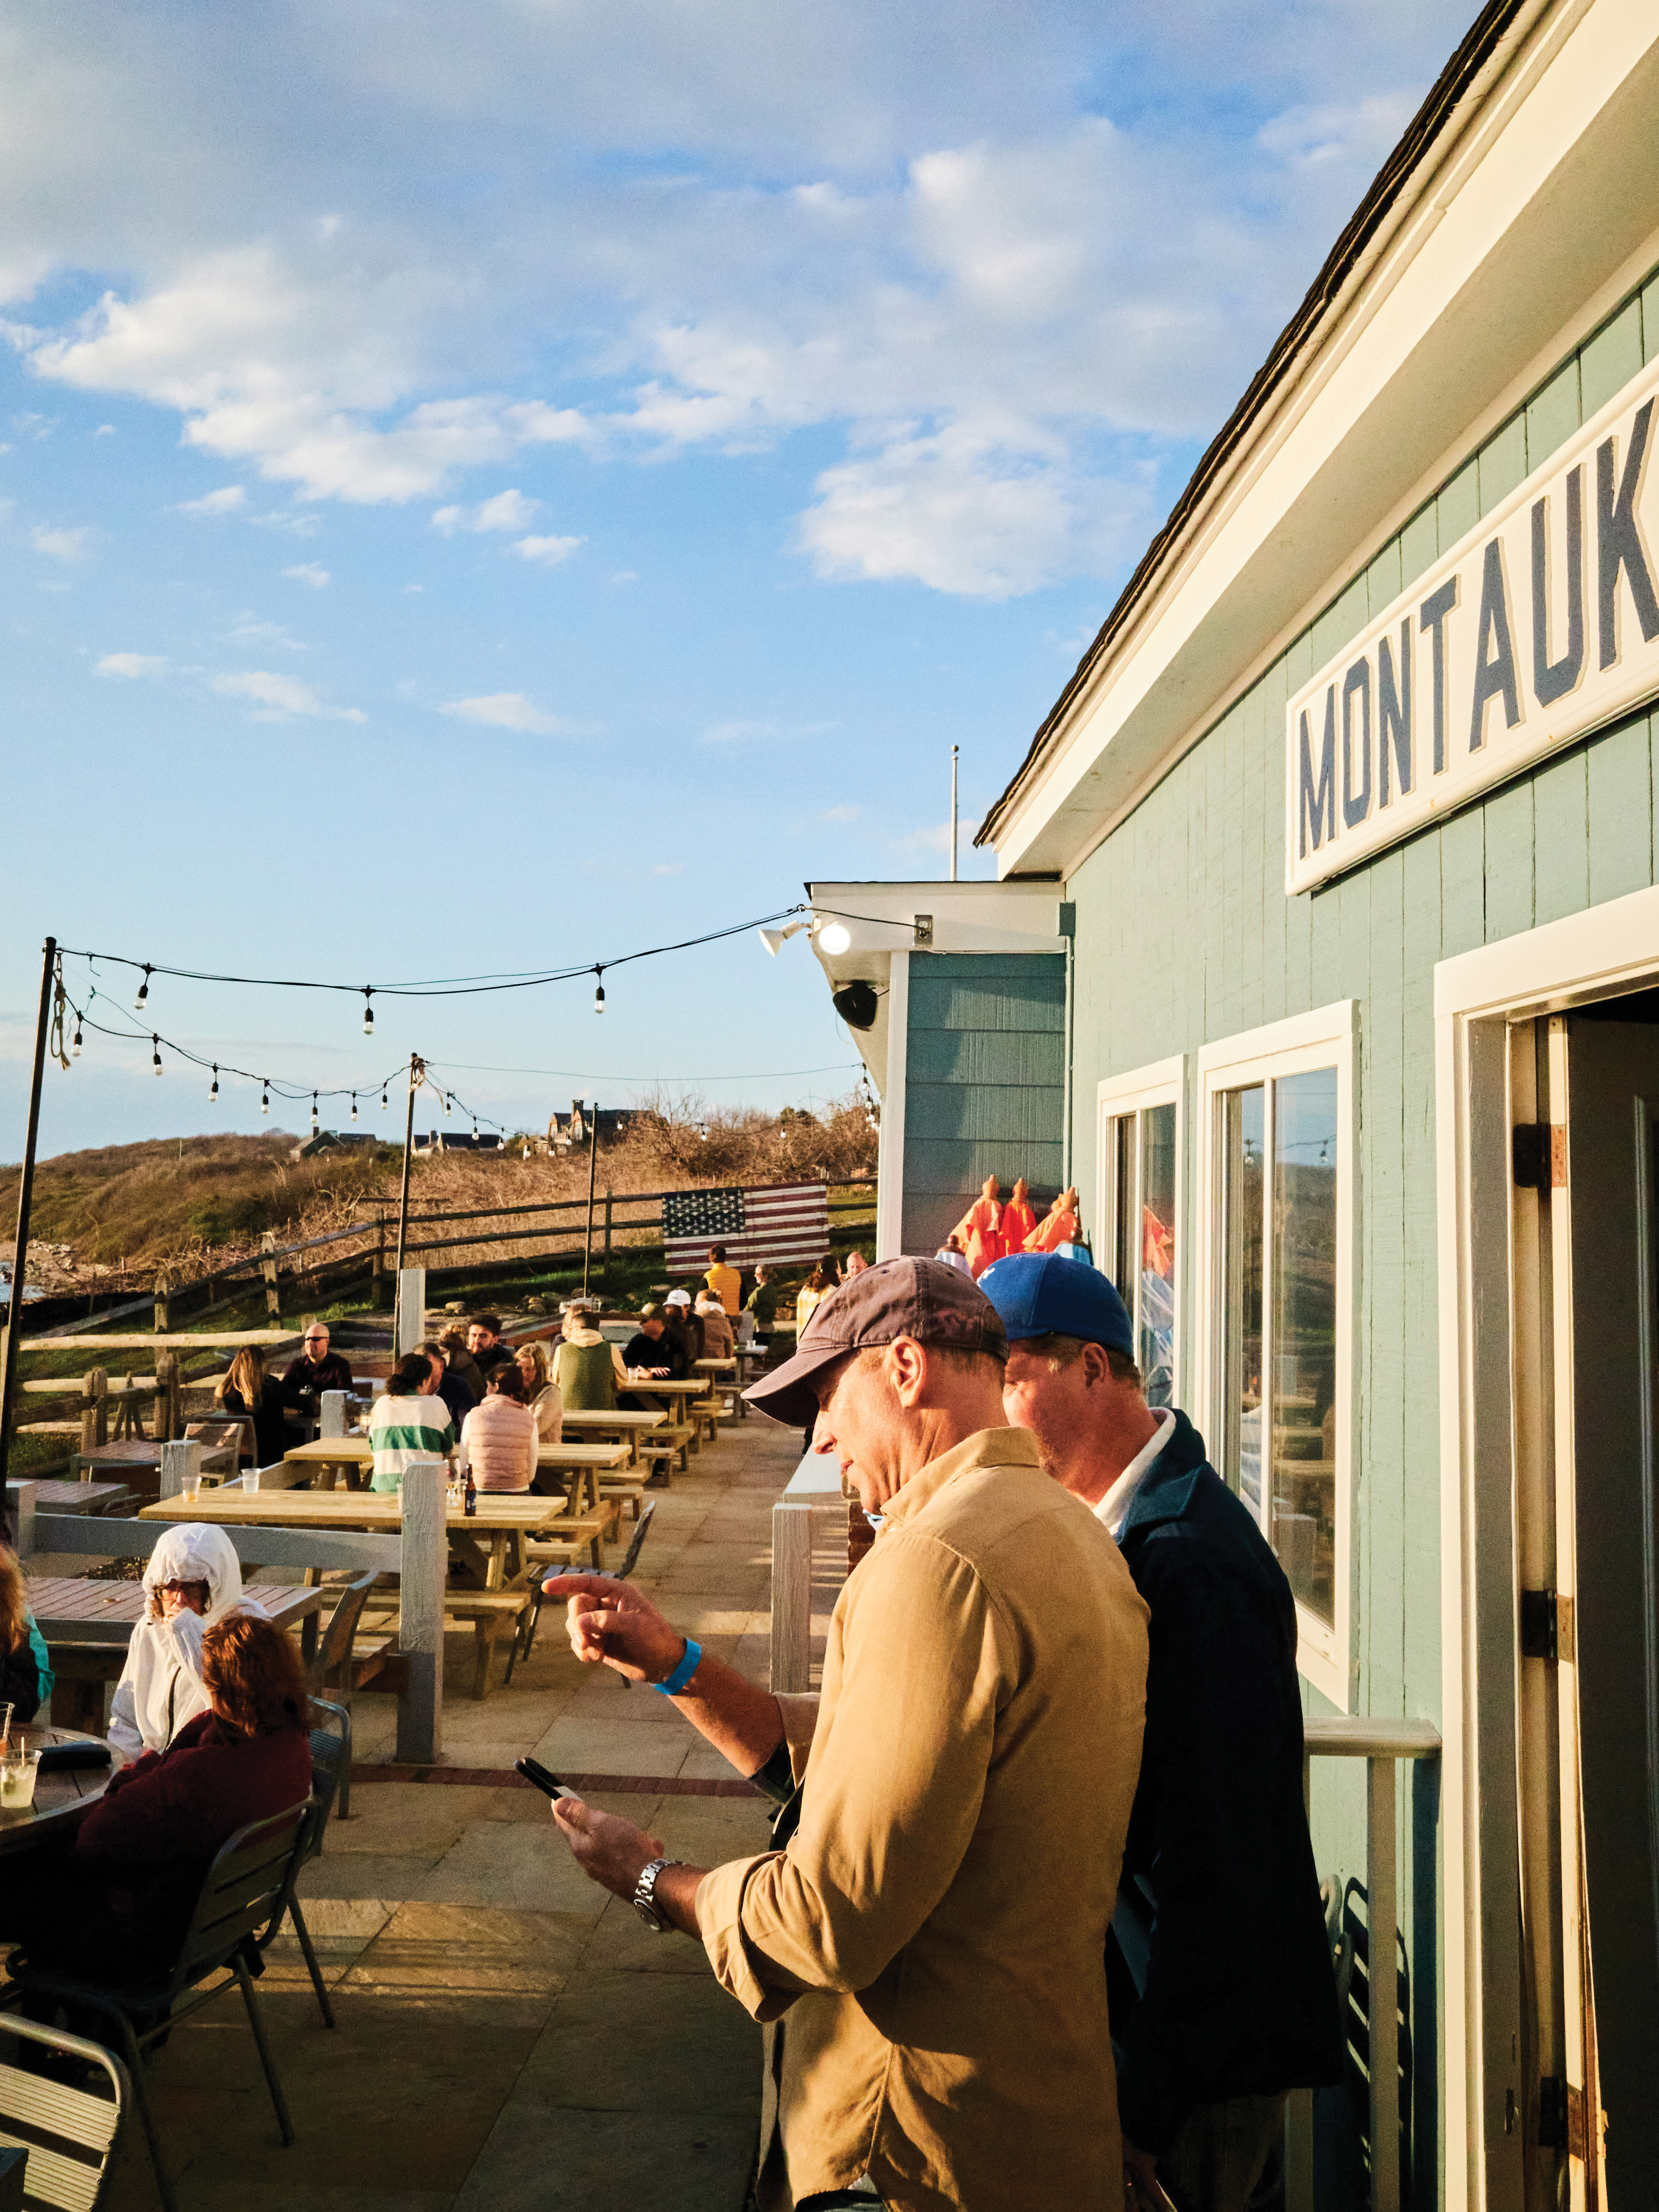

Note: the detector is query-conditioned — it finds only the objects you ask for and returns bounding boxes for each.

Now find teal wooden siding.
[902,953,1066,1256]
[1062,261,1659,2210]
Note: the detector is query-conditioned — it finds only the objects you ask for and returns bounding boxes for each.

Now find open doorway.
[1511,994,1659,2209]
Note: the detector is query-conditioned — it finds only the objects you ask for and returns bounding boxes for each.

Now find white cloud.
[226,613,305,649]
[440,691,581,735]
[93,422,114,436]
[211,669,366,721]
[175,483,244,516]
[897,812,982,854]
[821,803,860,822]
[95,651,167,678]
[433,488,540,533]
[0,3,1466,591]
[652,862,685,875]
[513,532,582,565]
[282,561,329,587]
[31,523,92,561]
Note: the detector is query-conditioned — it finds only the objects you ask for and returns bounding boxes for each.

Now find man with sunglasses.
[281,1322,354,1422]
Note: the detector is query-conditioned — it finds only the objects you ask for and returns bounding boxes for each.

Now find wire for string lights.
[58,903,809,1007]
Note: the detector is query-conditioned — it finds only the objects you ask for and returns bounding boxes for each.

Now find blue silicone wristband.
[655,1638,702,1697]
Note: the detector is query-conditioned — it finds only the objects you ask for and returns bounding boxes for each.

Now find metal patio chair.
[507,1496,657,1682]
[0,2012,130,2210]
[2,1797,315,2212]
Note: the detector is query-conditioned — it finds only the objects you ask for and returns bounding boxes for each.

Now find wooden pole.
[261,1230,280,1321]
[582,1100,600,1298]
[0,936,57,1498]
[603,1187,614,1288]
[394,1054,421,1344]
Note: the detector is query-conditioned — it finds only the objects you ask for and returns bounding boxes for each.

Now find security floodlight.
[816,922,852,956]
[758,920,811,957]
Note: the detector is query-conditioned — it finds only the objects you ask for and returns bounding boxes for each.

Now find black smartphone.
[514,1756,583,1802]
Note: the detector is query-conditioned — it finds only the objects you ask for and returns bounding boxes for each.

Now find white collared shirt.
[1093,1406,1177,1538]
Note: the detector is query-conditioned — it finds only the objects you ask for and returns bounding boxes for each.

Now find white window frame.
[1096,1055,1186,1403]
[1196,1000,1356,1711]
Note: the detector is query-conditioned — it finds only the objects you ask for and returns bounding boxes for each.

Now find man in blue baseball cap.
[977,1250,1342,2212]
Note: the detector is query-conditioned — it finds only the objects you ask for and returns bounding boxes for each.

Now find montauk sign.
[1285,355,1659,894]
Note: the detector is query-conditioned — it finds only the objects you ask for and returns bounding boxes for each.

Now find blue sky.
[0,0,1472,1156]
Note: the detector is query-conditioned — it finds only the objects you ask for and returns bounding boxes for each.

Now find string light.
[151,1035,162,1076]
[209,1064,219,1105]
[351,1092,358,1122]
[311,1092,320,1133]
[362,988,374,1036]
[380,1085,388,1110]
[260,1081,270,1114]
[134,964,152,1014]
[71,1018,82,1059]
[593,966,606,1015]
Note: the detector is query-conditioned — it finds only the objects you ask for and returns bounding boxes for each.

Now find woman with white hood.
[108,1523,268,1755]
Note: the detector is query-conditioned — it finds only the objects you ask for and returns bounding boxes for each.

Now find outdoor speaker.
[831,981,879,1030]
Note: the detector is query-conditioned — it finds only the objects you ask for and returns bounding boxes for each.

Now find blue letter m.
[1298,689,1337,857]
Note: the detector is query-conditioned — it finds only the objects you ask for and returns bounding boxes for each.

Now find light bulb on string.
[593,966,606,1014]
[362,989,374,1036]
[135,965,152,1015]
[310,1092,320,1134]
[209,1065,219,1105]
[71,1019,82,1059]
[351,1092,358,1123]
[260,1081,270,1114]
[151,1035,162,1077]
[380,1086,388,1111]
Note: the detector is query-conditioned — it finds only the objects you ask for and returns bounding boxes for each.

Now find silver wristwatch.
[631,1855,679,1933]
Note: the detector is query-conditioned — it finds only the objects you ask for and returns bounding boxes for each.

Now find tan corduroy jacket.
[697,1426,1149,2212]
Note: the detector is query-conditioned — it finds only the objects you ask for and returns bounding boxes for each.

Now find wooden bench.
[363,1590,532,1701]
[639,1423,694,1477]
[524,1509,612,1575]
[597,1472,648,1523]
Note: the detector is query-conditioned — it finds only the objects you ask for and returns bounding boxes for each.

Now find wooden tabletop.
[29,1575,326,1646]
[0,1729,128,1859]
[560,1409,666,1431]
[621,1376,714,1396]
[29,1481,133,1514]
[276,1436,628,1471]
[73,1440,238,1474]
[140,1490,563,1533]
[695,1358,738,1372]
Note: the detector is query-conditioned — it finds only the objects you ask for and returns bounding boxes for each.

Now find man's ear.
[885,1336,927,1406]
[1079,1340,1115,1388]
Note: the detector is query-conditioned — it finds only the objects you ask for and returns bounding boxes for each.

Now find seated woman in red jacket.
[0,1610,312,1981]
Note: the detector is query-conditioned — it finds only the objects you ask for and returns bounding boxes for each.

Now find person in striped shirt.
[368,1352,458,1493]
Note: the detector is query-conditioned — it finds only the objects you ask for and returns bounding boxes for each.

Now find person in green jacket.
[744,1263,779,1333]
[553,1312,628,1412]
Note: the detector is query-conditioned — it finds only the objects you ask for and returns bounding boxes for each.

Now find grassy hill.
[0,1132,395,1282]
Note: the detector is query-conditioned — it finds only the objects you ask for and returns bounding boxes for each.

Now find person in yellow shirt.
[704,1244,742,1315]
[541,1259,1149,2212]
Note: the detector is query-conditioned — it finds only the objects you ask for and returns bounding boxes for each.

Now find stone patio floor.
[96,1410,846,2212]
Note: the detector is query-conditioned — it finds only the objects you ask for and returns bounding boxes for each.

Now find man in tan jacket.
[544,1258,1149,2212]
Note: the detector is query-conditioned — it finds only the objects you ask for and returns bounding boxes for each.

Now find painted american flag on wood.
[662,1183,829,1273]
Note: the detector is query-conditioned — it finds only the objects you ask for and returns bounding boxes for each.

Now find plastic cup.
[181,1474,202,1503]
[241,1472,259,1494]
[0,1749,41,1809]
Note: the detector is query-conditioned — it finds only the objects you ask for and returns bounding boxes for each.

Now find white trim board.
[1196,1001,1357,1712]
[1434,879,1659,2212]
[1096,1055,1186,1402]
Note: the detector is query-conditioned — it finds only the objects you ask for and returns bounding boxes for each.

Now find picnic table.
[625,1372,726,1450]
[559,1408,666,1468]
[0,1728,128,1859]
[139,1487,577,1591]
[273,1434,629,1496]
[30,1482,133,1517]
[28,1578,327,1733]
[69,1437,238,1495]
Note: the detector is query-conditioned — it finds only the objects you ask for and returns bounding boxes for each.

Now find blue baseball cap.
[977,1251,1133,1355]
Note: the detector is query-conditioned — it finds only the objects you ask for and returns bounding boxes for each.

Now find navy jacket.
[1110,1409,1343,2152]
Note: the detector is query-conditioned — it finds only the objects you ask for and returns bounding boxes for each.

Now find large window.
[1097,1057,1183,1409]
[1199,1007,1353,1707]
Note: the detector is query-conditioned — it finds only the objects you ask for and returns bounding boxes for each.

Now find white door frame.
[1434,881,1659,2212]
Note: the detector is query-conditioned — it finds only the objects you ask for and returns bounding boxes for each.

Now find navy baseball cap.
[977,1251,1134,1355]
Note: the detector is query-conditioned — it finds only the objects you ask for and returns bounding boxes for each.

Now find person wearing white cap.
[108,1523,270,1755]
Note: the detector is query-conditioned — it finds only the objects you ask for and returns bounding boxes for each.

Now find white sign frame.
[1286,353,1659,894]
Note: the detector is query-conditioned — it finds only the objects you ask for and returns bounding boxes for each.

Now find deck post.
[397,1269,426,1358]
[396,1457,445,1763]
[261,1231,280,1321]
[320,1390,349,1440]
[6,1481,36,1561]
[159,1439,202,1500]
[1367,1752,1399,2212]
[769,1500,816,1694]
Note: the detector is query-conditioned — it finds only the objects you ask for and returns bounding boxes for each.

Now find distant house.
[546,1101,639,1152]
[411,1130,503,1156]
[288,1130,381,1162]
